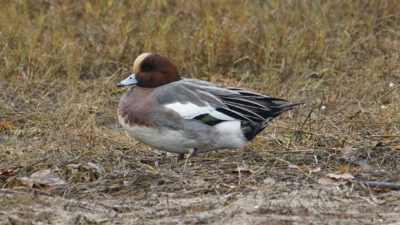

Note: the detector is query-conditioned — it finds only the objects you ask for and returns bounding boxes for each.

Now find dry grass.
[1,0,400,224]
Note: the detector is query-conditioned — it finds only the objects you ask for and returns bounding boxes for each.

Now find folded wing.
[155,78,300,140]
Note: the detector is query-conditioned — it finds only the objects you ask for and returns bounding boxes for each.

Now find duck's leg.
[177,148,198,161]
[191,148,198,157]
[177,153,185,161]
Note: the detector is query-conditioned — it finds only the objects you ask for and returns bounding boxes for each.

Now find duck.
[117,53,300,160]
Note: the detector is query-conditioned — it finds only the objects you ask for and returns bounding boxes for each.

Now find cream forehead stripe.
[133,53,152,72]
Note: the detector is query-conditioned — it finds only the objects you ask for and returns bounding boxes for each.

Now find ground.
[1,1,400,224]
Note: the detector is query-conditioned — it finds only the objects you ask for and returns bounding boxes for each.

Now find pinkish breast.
[118,87,155,127]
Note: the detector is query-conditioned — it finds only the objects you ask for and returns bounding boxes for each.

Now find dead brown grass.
[1,0,400,224]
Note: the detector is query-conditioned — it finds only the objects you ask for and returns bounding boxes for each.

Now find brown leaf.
[296,207,310,217]
[372,188,391,193]
[17,169,65,190]
[238,184,247,190]
[0,120,13,130]
[390,145,400,151]
[341,164,350,174]
[0,169,13,175]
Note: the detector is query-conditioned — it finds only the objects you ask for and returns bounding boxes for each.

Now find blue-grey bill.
[116,73,137,87]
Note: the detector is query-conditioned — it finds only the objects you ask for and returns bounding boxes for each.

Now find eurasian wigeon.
[117,53,300,160]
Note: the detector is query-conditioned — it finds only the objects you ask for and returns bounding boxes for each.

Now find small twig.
[369,134,400,138]
[182,153,195,171]
[268,149,316,154]
[276,125,338,139]
[270,147,342,154]
[233,56,250,65]
[271,136,291,150]
[275,158,306,174]
[243,34,267,50]
[105,68,122,84]
[380,84,400,100]
[11,156,51,175]
[294,105,315,141]
[355,180,400,190]
[236,165,242,186]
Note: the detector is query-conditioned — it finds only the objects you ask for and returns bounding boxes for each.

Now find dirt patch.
[2,177,400,224]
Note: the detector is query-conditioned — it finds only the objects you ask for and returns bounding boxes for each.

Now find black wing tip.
[266,100,305,117]
[281,101,305,110]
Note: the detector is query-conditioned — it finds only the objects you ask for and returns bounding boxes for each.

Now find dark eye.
[142,63,155,72]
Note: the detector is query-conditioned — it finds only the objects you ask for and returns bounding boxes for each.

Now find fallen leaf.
[341,164,350,173]
[296,207,310,217]
[317,177,337,185]
[390,145,400,151]
[0,120,13,130]
[326,173,354,180]
[0,169,13,175]
[17,169,65,190]
[372,188,391,193]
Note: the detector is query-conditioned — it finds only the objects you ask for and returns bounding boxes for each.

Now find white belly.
[119,115,196,154]
[119,116,247,154]
[125,126,198,154]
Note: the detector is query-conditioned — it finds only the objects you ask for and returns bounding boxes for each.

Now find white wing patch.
[164,102,235,121]
[209,110,235,121]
